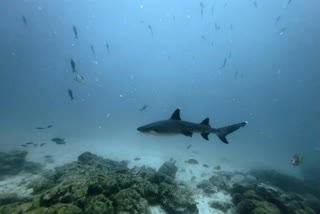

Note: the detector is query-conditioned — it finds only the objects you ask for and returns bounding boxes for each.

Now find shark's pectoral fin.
[182,131,193,137]
[201,133,209,140]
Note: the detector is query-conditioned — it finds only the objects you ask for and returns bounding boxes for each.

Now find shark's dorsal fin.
[170,109,181,120]
[200,118,211,127]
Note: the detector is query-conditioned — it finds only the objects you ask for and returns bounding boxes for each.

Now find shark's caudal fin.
[216,121,248,144]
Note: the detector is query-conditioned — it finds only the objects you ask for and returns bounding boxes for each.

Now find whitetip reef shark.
[137,108,247,144]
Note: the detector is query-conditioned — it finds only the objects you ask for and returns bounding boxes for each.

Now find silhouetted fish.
[70,59,76,73]
[220,58,227,69]
[214,22,220,31]
[147,25,154,38]
[90,45,96,56]
[51,137,66,144]
[253,1,258,8]
[275,16,281,23]
[140,105,148,111]
[68,89,74,100]
[73,25,78,39]
[26,142,34,145]
[201,35,206,41]
[200,2,205,16]
[40,143,46,147]
[106,42,110,54]
[22,16,27,25]
[187,144,192,149]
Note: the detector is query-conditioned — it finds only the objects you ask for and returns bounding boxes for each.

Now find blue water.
[0,0,319,179]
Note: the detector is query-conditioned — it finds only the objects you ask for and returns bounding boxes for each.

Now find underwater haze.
[0,0,319,213]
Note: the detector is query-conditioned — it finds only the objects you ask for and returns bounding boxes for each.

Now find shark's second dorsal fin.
[200,118,211,127]
[170,109,181,120]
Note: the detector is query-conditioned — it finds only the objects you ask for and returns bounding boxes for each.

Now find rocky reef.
[0,150,42,180]
[0,152,198,214]
[0,151,319,214]
[197,171,319,214]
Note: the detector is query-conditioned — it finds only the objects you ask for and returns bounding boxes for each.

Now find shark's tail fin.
[216,121,248,144]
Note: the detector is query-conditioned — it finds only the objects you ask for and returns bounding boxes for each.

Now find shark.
[137,108,247,144]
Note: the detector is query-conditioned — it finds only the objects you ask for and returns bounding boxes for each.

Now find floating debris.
[184,159,199,165]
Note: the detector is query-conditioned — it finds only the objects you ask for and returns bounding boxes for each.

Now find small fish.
[203,164,209,168]
[73,25,78,39]
[224,2,228,8]
[147,25,154,38]
[44,155,52,158]
[184,159,199,165]
[213,165,221,170]
[287,0,292,7]
[75,74,85,83]
[36,127,45,130]
[279,27,287,36]
[68,89,74,100]
[234,70,239,78]
[106,42,110,54]
[253,1,258,8]
[140,105,148,111]
[228,52,232,58]
[275,16,281,23]
[40,143,46,147]
[220,58,227,69]
[201,35,206,41]
[200,2,205,17]
[21,144,27,147]
[90,45,96,56]
[134,157,141,161]
[22,16,27,25]
[70,59,76,73]
[211,5,215,15]
[291,154,303,166]
[47,125,53,128]
[214,22,220,31]
[51,137,66,144]
[26,142,34,145]
[187,144,192,149]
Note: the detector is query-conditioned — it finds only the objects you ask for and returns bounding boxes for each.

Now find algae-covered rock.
[47,203,82,214]
[196,180,218,194]
[236,199,281,214]
[113,188,150,214]
[209,200,234,212]
[159,182,198,214]
[84,194,114,214]
[158,161,178,179]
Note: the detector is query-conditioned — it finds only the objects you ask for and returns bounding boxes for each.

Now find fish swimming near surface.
[106,42,110,53]
[26,142,34,145]
[36,125,53,130]
[51,137,66,144]
[73,25,78,39]
[35,127,45,130]
[200,2,205,16]
[22,16,27,25]
[68,89,74,100]
[275,16,281,23]
[220,58,227,69]
[47,125,53,128]
[70,59,76,73]
[137,109,247,144]
[147,25,154,38]
[90,44,96,56]
[75,74,85,83]
[140,105,148,111]
[214,22,220,31]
